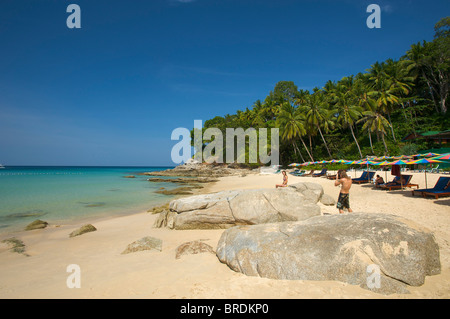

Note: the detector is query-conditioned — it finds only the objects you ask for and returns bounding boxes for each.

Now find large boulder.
[216,213,441,295]
[161,183,326,230]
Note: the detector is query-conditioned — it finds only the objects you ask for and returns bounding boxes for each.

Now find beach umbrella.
[430,153,450,160]
[386,160,410,165]
[353,160,378,180]
[385,160,412,188]
[359,160,379,165]
[393,155,412,160]
[300,161,312,166]
[373,156,393,161]
[407,158,443,188]
[343,160,364,177]
[419,152,441,157]
[300,162,314,167]
[288,163,301,167]
[374,161,390,181]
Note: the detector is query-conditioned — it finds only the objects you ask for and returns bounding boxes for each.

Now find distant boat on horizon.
[0,164,5,169]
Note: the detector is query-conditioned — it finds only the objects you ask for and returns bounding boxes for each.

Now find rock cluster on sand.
[155,182,326,230]
[121,236,163,254]
[69,224,97,238]
[143,162,257,178]
[1,237,28,256]
[216,213,441,295]
[175,240,215,259]
[25,219,48,231]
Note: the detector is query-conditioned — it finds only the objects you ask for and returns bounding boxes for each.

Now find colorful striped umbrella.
[374,161,390,166]
[418,152,441,157]
[386,160,410,165]
[408,158,442,164]
[430,153,450,160]
[407,158,443,188]
[374,161,390,181]
[344,160,361,164]
[300,162,313,166]
[359,160,379,165]
[373,156,393,161]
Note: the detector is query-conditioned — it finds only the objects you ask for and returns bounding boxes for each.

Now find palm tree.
[365,62,407,143]
[276,102,314,162]
[406,42,440,113]
[357,97,392,155]
[333,76,364,158]
[251,100,266,127]
[300,90,334,159]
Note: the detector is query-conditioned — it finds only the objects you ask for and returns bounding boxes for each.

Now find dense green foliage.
[200,18,450,166]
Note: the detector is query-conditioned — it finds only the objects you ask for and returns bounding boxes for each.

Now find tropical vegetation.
[197,18,450,166]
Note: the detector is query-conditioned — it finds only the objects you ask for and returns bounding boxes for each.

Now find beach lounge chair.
[377,175,418,191]
[412,176,450,199]
[301,170,315,177]
[375,175,399,189]
[312,168,327,177]
[352,171,375,184]
[327,174,337,180]
[290,170,305,176]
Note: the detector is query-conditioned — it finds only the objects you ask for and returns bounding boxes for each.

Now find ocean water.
[0,166,177,234]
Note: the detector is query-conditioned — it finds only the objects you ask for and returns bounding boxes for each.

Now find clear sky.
[0,0,448,166]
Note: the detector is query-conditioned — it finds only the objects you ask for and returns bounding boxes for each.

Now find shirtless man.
[334,169,353,214]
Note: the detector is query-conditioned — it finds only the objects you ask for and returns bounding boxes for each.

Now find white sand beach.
[0,170,449,299]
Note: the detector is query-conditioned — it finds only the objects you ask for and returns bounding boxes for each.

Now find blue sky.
[0,0,448,166]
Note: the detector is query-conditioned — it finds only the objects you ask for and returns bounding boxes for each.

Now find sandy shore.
[0,169,449,299]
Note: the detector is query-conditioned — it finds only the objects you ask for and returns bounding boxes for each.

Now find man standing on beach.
[334,169,353,214]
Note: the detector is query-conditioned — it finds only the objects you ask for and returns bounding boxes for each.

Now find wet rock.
[69,224,97,238]
[25,219,48,231]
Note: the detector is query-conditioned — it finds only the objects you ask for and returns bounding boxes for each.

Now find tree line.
[199,17,449,166]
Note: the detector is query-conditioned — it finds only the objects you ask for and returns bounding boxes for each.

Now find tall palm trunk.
[317,124,332,158]
[349,124,363,159]
[308,135,314,161]
[300,136,314,162]
[381,134,389,155]
[386,111,396,142]
[368,129,374,154]
[292,141,305,163]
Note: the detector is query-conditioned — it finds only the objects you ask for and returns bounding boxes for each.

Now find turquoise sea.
[0,166,176,234]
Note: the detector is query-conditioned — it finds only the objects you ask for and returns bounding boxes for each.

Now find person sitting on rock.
[276,171,288,188]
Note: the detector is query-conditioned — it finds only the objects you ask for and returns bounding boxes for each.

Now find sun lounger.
[290,170,305,176]
[312,168,327,177]
[301,170,315,177]
[377,175,418,191]
[412,176,450,199]
[352,171,375,184]
[327,174,337,180]
[375,175,400,189]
